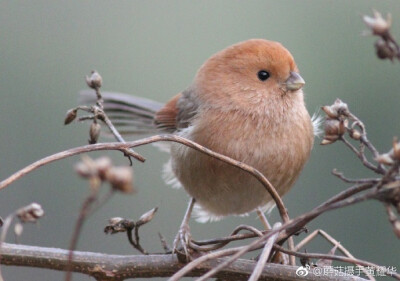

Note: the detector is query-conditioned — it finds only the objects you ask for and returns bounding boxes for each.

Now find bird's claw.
[173,223,193,262]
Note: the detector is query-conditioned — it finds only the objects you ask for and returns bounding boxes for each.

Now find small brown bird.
[82,38,314,243]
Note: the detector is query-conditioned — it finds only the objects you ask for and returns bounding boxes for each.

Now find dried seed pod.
[108,217,124,225]
[75,161,96,178]
[321,99,349,119]
[321,138,337,145]
[106,167,134,193]
[86,70,103,89]
[14,222,23,237]
[89,122,101,144]
[16,203,44,223]
[64,109,77,125]
[349,129,361,140]
[321,118,347,145]
[332,99,349,117]
[104,217,134,234]
[375,38,395,61]
[363,10,392,36]
[321,105,338,119]
[137,207,158,226]
[392,139,400,161]
[94,157,112,180]
[375,153,395,166]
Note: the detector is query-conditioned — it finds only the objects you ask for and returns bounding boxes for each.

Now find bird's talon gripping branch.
[172,198,196,262]
[173,223,194,263]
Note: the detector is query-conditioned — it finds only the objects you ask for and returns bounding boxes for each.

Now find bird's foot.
[172,222,194,262]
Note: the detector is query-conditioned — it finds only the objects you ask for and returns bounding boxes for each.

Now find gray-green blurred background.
[1,1,399,280]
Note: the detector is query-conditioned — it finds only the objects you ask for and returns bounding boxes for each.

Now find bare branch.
[0,243,368,281]
[248,223,281,281]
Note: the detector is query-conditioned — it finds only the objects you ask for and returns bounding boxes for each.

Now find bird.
[81,38,315,251]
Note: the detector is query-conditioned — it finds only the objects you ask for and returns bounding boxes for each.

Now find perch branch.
[0,243,368,281]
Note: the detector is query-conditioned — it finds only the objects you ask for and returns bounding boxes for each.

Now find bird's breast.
[170,105,313,216]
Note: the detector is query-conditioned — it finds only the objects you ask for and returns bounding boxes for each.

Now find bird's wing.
[155,87,199,132]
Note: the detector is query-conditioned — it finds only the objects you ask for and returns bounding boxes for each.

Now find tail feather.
[79,90,164,135]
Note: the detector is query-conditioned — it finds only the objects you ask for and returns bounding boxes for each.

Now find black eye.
[257,70,270,81]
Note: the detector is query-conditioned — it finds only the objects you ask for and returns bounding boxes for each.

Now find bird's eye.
[257,70,270,81]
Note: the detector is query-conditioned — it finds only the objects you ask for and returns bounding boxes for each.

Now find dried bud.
[106,167,134,193]
[349,129,361,140]
[363,10,392,36]
[94,157,112,180]
[321,99,349,119]
[375,38,396,61]
[86,70,103,89]
[136,207,158,227]
[321,118,347,145]
[375,153,395,166]
[321,105,338,119]
[104,217,134,234]
[89,122,101,144]
[375,138,400,165]
[16,203,44,223]
[14,222,23,237]
[75,161,96,178]
[109,217,124,225]
[0,216,3,227]
[64,109,77,125]
[320,138,336,145]
[392,138,400,161]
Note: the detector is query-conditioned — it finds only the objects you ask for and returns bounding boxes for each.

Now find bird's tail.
[79,90,164,135]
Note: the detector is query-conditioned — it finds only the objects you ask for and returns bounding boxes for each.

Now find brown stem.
[274,245,400,280]
[340,137,383,174]
[248,223,281,281]
[294,229,376,280]
[66,182,100,281]
[1,243,366,281]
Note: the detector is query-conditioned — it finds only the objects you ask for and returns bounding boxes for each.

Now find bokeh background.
[1,1,399,280]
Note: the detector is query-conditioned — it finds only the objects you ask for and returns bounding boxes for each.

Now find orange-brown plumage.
[154,39,314,221]
[94,39,314,222]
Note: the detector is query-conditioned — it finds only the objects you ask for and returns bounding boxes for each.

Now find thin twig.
[294,229,376,281]
[384,203,400,238]
[347,112,385,173]
[274,245,400,280]
[126,227,147,255]
[340,137,383,174]
[168,246,245,281]
[87,189,115,217]
[65,183,100,281]
[158,233,172,253]
[332,169,380,184]
[248,223,281,281]
[190,225,265,252]
[190,186,382,280]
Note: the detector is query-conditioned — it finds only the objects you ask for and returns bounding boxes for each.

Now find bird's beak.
[285,71,305,91]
